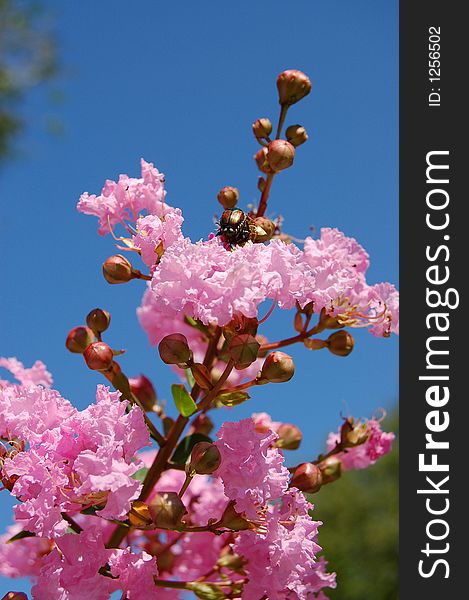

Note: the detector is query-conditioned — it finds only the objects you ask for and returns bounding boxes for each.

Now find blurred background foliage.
[0,0,58,160]
[312,409,399,600]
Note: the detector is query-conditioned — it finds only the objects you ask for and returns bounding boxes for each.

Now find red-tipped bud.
[277,69,312,106]
[252,117,273,139]
[259,351,295,383]
[158,333,193,367]
[3,593,29,600]
[327,330,355,357]
[102,254,133,284]
[320,457,343,485]
[250,216,276,243]
[285,124,309,147]
[149,492,186,529]
[291,462,323,493]
[86,308,111,334]
[190,414,214,436]
[254,147,276,174]
[83,341,114,371]
[266,139,295,172]
[187,441,222,475]
[65,326,95,354]
[217,186,239,209]
[128,500,154,529]
[190,363,213,390]
[129,374,157,411]
[275,423,303,450]
[229,334,260,368]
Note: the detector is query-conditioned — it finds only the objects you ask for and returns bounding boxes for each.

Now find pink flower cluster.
[327,418,395,470]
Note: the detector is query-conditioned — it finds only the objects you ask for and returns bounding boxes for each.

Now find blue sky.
[0,1,398,595]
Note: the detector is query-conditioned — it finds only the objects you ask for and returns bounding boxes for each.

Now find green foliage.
[312,411,399,600]
[0,0,58,158]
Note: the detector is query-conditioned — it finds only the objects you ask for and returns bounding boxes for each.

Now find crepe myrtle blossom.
[77,159,167,235]
[2,384,149,537]
[213,418,290,519]
[234,489,336,599]
[327,417,395,471]
[0,357,53,388]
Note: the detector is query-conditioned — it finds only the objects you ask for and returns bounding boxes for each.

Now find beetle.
[217,209,252,247]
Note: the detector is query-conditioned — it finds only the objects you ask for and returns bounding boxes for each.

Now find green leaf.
[215,390,250,407]
[171,384,197,417]
[187,582,225,600]
[171,433,212,465]
[132,467,149,482]
[185,368,196,388]
[7,530,36,543]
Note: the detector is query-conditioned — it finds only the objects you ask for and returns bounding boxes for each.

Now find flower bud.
[129,374,157,411]
[83,341,114,371]
[149,492,186,529]
[254,147,275,174]
[259,351,294,383]
[252,117,272,139]
[275,423,303,450]
[102,254,133,284]
[158,333,193,367]
[187,441,222,475]
[186,583,225,600]
[340,419,369,448]
[266,140,295,172]
[65,326,95,354]
[217,186,239,210]
[291,462,323,493]
[86,308,111,334]
[277,69,312,106]
[320,457,342,485]
[250,216,276,243]
[218,501,256,532]
[229,334,260,368]
[3,593,29,600]
[222,314,258,343]
[190,363,213,390]
[285,124,308,147]
[327,330,355,357]
[190,414,214,436]
[128,500,154,529]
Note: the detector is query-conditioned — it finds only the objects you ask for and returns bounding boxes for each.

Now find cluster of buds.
[253,70,311,179]
[66,308,117,372]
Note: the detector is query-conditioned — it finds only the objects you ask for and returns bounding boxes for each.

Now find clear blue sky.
[0,1,398,595]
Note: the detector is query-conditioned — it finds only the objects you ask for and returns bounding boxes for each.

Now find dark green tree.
[0,0,57,159]
[312,411,398,600]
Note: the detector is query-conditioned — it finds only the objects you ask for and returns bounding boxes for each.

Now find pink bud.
[266,139,295,172]
[149,492,186,529]
[102,254,133,284]
[65,326,95,354]
[327,330,355,356]
[260,351,295,383]
[158,333,193,367]
[86,308,111,334]
[83,341,114,371]
[217,186,239,209]
[254,147,276,174]
[187,441,222,475]
[277,69,312,105]
[291,462,323,493]
[129,374,157,411]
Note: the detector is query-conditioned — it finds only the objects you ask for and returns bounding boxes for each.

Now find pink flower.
[31,527,114,600]
[0,357,53,388]
[213,418,289,518]
[4,385,150,536]
[0,524,53,578]
[109,548,159,599]
[234,490,336,599]
[327,418,395,470]
[0,384,76,443]
[77,158,166,235]
[133,211,184,268]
